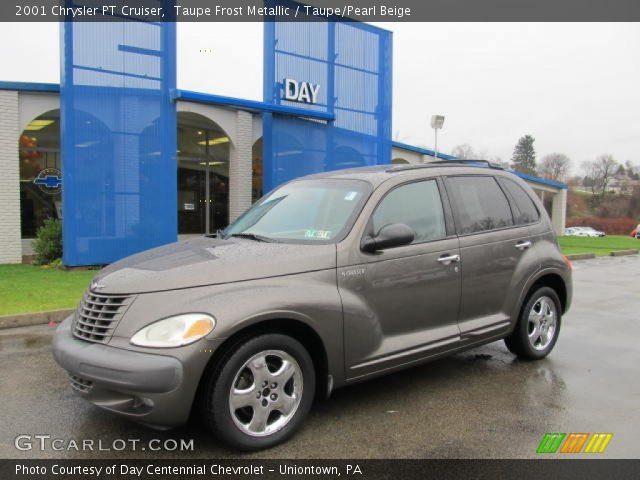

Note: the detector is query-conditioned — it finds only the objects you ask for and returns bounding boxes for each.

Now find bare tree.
[451,143,477,159]
[539,153,571,182]
[582,154,618,196]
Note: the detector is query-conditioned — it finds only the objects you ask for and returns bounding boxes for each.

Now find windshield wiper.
[227,233,273,243]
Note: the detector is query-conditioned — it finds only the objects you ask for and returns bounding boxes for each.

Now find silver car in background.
[565,226,606,237]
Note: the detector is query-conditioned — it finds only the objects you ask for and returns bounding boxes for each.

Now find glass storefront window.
[177,112,230,235]
[19,110,61,238]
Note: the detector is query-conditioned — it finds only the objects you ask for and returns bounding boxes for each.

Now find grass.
[559,234,640,257]
[0,235,637,315]
[0,264,95,316]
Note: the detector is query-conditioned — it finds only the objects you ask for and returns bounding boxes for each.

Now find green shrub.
[33,218,62,265]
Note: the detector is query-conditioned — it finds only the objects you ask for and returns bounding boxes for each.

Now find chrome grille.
[72,290,132,344]
[68,374,93,393]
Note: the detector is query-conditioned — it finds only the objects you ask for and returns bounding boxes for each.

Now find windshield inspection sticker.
[344,191,358,201]
[305,229,331,239]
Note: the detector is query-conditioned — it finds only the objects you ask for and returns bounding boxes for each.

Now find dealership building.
[0,20,567,266]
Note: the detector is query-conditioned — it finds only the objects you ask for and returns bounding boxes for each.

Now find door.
[339,178,462,380]
[177,124,229,235]
[444,175,532,338]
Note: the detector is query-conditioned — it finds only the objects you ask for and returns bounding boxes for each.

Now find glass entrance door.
[177,113,229,235]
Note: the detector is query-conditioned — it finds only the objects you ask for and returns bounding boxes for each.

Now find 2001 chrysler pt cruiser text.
[53,161,572,451]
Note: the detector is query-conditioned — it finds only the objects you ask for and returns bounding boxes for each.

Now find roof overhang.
[392,140,568,191]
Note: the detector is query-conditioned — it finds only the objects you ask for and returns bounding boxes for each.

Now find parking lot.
[1,255,638,459]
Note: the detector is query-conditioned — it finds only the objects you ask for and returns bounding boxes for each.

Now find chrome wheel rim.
[229,350,303,437]
[528,296,557,351]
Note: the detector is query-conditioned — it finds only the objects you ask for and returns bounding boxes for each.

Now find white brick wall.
[0,90,22,263]
[229,110,253,222]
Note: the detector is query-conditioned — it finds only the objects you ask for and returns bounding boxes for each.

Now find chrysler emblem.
[91,281,105,291]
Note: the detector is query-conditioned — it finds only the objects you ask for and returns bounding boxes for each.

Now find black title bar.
[2,459,640,480]
[2,0,640,22]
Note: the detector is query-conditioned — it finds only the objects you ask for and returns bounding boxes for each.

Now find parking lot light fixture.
[430,115,445,160]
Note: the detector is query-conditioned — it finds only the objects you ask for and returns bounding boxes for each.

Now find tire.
[200,333,315,451]
[505,287,562,360]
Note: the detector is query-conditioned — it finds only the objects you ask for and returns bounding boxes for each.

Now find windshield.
[223,179,371,243]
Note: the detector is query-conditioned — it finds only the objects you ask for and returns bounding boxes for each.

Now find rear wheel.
[200,334,315,450]
[505,287,562,360]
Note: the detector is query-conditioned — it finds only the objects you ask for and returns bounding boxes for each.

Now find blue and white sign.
[33,167,62,194]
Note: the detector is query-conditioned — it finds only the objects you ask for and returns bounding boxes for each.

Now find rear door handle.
[515,240,532,250]
[437,254,460,265]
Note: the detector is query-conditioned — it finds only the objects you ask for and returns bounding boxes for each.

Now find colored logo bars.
[537,433,613,454]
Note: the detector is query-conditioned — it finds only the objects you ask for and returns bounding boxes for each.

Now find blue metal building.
[0,19,567,266]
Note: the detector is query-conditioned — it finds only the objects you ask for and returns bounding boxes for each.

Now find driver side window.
[372,180,447,244]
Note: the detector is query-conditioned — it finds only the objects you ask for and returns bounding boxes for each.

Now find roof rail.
[386,159,504,173]
[428,159,505,170]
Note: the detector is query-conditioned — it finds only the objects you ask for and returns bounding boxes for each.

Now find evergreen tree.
[511,135,537,175]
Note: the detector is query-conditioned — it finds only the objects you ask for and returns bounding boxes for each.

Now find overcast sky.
[2,22,639,172]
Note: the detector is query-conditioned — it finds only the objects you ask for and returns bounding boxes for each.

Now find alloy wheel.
[527,296,557,351]
[228,350,303,437]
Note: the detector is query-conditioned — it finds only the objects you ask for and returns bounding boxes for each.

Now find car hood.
[91,237,337,294]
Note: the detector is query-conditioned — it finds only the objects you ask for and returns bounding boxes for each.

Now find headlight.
[130,313,215,348]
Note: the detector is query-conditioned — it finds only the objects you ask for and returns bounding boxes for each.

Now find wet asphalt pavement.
[1,255,638,459]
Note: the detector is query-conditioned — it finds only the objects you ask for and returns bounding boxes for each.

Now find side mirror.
[361,223,415,253]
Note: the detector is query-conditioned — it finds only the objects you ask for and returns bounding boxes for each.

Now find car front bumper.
[52,315,219,429]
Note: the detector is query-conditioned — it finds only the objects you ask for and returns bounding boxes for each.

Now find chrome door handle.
[437,254,460,265]
[515,240,532,250]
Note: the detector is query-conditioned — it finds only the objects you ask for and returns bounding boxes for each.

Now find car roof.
[302,161,515,188]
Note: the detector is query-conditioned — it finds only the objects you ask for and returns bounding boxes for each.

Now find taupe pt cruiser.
[53,161,572,450]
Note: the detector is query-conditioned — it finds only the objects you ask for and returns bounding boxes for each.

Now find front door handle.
[437,254,460,265]
[515,240,532,250]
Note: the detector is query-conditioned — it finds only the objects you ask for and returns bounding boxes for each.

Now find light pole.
[430,115,445,160]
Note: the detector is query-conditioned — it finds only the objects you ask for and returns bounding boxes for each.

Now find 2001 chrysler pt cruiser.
[53,161,572,450]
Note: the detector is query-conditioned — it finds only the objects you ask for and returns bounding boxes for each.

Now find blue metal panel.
[61,14,177,266]
[392,141,459,161]
[0,81,60,92]
[263,9,393,191]
[511,171,568,189]
[174,89,335,121]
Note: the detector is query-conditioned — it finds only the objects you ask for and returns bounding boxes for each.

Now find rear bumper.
[52,316,213,428]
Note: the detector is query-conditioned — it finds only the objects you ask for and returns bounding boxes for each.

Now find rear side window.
[372,180,446,243]
[446,176,513,234]
[498,177,540,225]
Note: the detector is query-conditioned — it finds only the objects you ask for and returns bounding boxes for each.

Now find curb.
[610,249,639,257]
[565,253,596,260]
[0,309,73,329]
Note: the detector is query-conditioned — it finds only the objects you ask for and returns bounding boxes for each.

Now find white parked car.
[564,227,585,237]
[565,226,605,237]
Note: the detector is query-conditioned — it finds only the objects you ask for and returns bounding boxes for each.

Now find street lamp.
[430,115,445,160]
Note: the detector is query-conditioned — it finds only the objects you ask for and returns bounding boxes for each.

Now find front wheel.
[505,287,562,360]
[200,334,315,451]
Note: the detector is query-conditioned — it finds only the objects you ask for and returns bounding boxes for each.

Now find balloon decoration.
[19,134,43,178]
